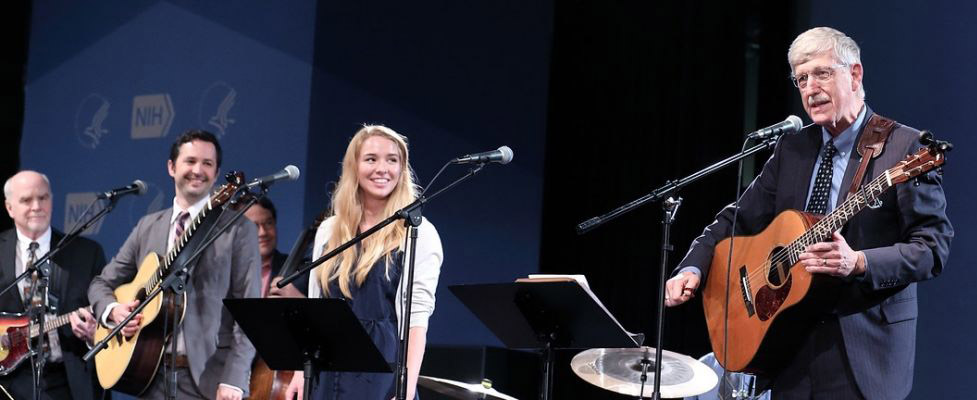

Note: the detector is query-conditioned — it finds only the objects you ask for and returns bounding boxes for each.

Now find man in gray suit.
[89,130,260,399]
[664,27,952,399]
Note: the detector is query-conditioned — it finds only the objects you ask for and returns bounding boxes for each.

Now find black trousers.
[0,361,71,400]
[771,316,864,400]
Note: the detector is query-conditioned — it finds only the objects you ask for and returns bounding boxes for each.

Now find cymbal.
[571,347,718,398]
[418,375,519,400]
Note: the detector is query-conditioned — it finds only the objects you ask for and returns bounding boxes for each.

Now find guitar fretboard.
[778,171,892,265]
[143,199,216,294]
[29,312,72,338]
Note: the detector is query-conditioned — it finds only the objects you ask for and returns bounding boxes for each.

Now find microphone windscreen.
[498,146,514,164]
[284,165,301,180]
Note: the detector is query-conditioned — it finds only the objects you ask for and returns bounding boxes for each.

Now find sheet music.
[523,274,639,340]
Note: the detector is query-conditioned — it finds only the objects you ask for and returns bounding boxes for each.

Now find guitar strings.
[740,172,889,287]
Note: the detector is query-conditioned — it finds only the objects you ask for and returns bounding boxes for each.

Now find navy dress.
[312,252,414,400]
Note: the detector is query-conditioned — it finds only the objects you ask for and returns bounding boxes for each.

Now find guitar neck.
[785,171,893,264]
[146,199,216,292]
[29,311,74,339]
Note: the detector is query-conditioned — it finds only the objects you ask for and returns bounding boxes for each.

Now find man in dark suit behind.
[243,196,308,298]
[664,27,953,399]
[89,130,260,399]
[1,170,105,399]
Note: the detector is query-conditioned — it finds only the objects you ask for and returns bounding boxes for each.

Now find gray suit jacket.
[677,107,953,400]
[88,206,261,397]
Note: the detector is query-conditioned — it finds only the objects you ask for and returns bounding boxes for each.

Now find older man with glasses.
[665,27,953,400]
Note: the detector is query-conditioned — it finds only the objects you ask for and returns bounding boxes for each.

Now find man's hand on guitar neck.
[665,270,700,307]
[801,231,867,277]
[108,300,144,338]
[68,306,98,344]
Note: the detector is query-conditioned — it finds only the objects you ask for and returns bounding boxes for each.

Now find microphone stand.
[278,162,488,400]
[576,136,780,400]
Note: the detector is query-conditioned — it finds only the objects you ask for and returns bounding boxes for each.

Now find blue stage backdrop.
[21,0,551,379]
[797,2,977,398]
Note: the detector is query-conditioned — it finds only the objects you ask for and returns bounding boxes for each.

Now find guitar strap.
[848,113,898,197]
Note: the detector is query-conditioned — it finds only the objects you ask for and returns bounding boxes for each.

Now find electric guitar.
[702,143,947,373]
[0,308,88,375]
[92,177,241,395]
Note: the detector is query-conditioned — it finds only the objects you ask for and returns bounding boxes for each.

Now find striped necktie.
[173,211,190,249]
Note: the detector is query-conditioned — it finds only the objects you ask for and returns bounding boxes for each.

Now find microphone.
[96,180,148,199]
[451,146,514,165]
[747,115,804,140]
[246,165,300,188]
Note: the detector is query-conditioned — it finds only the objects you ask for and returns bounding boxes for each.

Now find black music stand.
[450,280,641,400]
[223,298,391,399]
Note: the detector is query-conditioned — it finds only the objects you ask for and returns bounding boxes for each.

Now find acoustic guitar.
[93,179,241,395]
[702,144,947,373]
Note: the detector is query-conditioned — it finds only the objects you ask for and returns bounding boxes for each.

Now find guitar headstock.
[210,171,246,207]
[886,132,950,185]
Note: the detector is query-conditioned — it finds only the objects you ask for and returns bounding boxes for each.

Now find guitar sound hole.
[767,246,789,287]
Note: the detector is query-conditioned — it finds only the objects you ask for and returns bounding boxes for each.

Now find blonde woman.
[286,125,443,399]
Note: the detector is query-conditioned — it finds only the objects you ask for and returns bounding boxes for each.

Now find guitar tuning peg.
[937,167,944,176]
[918,130,934,146]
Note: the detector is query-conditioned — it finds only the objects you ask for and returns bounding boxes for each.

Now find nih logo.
[64,193,106,236]
[198,81,237,138]
[131,94,175,139]
[74,93,110,149]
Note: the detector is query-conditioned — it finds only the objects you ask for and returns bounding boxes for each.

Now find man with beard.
[664,27,952,400]
[89,130,260,399]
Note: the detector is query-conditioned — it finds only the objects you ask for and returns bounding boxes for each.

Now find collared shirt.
[804,106,868,213]
[15,227,62,362]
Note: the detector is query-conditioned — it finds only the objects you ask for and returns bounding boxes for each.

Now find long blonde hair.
[319,125,419,298]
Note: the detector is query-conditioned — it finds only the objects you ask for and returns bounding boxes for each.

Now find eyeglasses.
[790,64,848,89]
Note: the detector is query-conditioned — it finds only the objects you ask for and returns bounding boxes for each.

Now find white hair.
[3,171,51,199]
[788,27,865,99]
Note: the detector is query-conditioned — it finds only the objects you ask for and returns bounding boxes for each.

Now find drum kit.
[419,347,767,399]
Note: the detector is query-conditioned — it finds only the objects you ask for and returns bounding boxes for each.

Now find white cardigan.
[307,216,443,328]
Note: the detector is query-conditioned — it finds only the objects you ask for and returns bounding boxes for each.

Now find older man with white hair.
[1,170,107,399]
[665,27,953,399]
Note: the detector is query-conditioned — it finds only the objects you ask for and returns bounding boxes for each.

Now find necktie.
[23,242,39,302]
[173,211,190,249]
[806,140,838,215]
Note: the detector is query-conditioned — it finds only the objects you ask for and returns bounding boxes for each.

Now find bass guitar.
[0,308,89,375]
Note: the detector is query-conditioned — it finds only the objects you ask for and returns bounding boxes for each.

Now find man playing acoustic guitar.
[88,130,260,400]
[665,27,952,400]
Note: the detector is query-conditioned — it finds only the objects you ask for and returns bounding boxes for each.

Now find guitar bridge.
[740,266,755,317]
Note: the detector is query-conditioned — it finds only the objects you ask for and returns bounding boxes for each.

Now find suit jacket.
[88,206,261,397]
[677,107,953,400]
[0,228,106,400]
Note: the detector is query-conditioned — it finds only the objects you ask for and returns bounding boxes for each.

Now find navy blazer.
[677,107,953,400]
